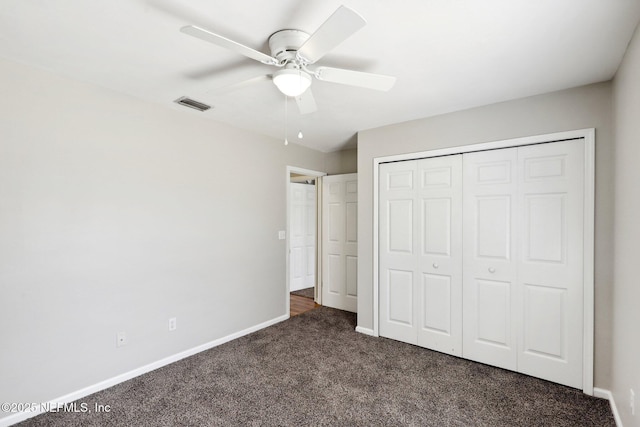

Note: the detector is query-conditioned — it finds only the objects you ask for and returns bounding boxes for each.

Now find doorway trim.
[371,128,595,395]
[286,166,326,316]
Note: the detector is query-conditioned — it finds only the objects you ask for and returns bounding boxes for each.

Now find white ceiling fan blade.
[295,89,317,115]
[315,67,396,91]
[297,6,366,64]
[201,75,272,97]
[181,25,278,65]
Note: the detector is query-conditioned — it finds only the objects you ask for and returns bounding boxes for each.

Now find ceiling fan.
[180,5,396,114]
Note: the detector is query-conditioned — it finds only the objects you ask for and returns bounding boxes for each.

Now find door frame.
[286,166,326,316]
[371,128,595,395]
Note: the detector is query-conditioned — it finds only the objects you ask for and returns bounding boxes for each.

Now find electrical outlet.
[631,388,635,416]
[168,317,177,331]
[278,230,286,240]
[116,331,127,347]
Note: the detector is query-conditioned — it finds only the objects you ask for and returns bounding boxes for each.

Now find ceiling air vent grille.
[174,96,211,112]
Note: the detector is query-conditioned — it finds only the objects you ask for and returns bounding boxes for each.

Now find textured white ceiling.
[1,1,639,152]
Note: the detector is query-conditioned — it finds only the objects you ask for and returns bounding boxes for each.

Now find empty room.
[1,1,639,426]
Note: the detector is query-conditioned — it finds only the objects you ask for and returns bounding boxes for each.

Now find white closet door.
[516,140,584,388]
[416,156,463,355]
[379,156,463,350]
[290,183,316,292]
[379,139,588,389]
[322,174,358,312]
[463,148,519,370]
[379,161,419,344]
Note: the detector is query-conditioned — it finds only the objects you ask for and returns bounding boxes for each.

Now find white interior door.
[379,156,463,354]
[462,148,519,371]
[379,161,419,344]
[416,156,463,356]
[322,174,357,312]
[516,140,584,388]
[290,183,316,292]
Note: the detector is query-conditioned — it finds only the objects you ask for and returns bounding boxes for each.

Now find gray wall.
[0,57,326,419]
[612,23,640,427]
[324,147,357,175]
[357,82,614,389]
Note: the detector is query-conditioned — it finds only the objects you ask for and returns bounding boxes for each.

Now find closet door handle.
[432,263,439,269]
[488,267,496,274]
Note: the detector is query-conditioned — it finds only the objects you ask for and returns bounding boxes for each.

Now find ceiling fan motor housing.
[268,29,310,64]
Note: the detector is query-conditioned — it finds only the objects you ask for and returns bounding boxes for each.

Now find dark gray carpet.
[290,287,314,299]
[20,307,613,426]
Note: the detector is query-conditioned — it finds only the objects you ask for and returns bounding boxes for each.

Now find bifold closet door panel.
[379,155,463,354]
[379,161,419,344]
[516,140,584,389]
[462,148,519,371]
[416,156,463,356]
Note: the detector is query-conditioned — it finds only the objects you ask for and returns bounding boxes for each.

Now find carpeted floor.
[290,286,314,299]
[20,307,614,426]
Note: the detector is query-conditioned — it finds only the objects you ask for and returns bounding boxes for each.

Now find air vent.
[174,96,211,112]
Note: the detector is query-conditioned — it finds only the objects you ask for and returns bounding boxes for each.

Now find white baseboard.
[0,314,289,427]
[355,326,377,337]
[594,387,623,427]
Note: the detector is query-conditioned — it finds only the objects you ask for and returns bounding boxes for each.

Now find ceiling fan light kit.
[272,68,312,97]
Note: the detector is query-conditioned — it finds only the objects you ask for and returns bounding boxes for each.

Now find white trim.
[285,166,326,315]
[594,388,623,427]
[372,128,595,394]
[0,314,289,427]
[355,326,377,337]
[375,128,593,164]
[315,177,323,305]
[582,129,596,396]
[372,159,380,336]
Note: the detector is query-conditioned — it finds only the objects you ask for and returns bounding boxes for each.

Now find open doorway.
[286,166,325,317]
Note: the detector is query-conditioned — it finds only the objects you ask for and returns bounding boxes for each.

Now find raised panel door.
[379,161,418,344]
[416,155,463,356]
[462,148,518,370]
[322,174,358,312]
[290,183,315,292]
[516,140,584,388]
